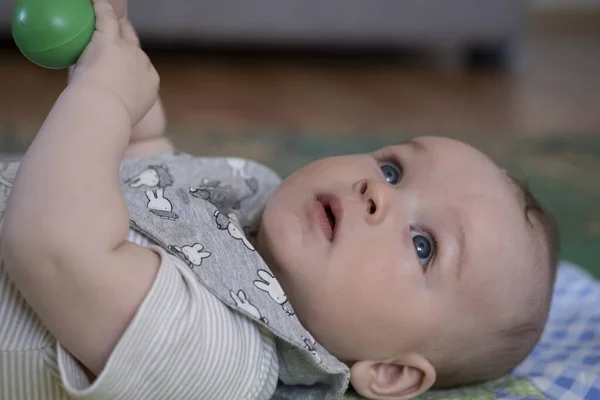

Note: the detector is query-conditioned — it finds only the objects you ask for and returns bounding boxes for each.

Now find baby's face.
[257,137,537,364]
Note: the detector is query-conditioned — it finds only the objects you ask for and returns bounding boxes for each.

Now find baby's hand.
[69,0,159,127]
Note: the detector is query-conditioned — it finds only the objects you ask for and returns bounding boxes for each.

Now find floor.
[0,11,599,139]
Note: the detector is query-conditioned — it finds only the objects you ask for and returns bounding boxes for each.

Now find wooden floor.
[0,12,599,139]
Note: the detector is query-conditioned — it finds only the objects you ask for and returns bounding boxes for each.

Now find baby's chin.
[254,223,276,268]
[254,216,292,282]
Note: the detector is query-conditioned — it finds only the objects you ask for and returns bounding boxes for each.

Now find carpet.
[1,125,599,277]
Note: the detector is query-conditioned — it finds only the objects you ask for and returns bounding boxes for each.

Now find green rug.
[1,126,599,277]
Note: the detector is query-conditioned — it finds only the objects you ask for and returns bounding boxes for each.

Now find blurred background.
[0,0,599,274]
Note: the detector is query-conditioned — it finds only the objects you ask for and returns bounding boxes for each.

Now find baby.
[0,1,559,399]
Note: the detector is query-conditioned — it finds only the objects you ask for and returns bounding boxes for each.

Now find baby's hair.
[508,176,560,313]
[433,175,560,389]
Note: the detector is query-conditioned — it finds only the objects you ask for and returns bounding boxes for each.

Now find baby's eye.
[411,230,435,268]
[380,163,402,185]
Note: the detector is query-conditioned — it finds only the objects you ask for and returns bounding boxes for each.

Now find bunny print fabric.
[119,153,351,400]
[0,159,19,226]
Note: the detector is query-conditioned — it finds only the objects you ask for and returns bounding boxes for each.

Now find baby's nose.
[354,178,393,225]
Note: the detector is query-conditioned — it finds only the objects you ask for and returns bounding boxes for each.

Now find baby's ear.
[350,355,435,400]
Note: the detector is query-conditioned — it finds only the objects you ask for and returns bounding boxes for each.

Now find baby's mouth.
[315,195,342,241]
[325,206,335,232]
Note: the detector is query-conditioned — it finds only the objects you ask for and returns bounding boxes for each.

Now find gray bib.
[119,153,351,399]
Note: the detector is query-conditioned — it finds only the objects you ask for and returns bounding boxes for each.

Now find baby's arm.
[68,0,173,158]
[126,97,173,158]
[117,0,172,158]
[1,0,160,376]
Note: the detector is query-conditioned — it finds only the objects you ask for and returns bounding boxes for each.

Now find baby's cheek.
[357,240,403,280]
[330,251,394,306]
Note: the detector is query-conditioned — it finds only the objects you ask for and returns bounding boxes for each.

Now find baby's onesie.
[0,154,351,400]
[0,159,278,399]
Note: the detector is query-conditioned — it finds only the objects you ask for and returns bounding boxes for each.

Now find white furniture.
[1,0,526,66]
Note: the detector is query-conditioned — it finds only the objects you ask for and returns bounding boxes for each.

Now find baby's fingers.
[92,0,120,38]
[119,19,141,48]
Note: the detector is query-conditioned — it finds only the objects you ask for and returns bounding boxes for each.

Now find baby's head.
[257,136,559,399]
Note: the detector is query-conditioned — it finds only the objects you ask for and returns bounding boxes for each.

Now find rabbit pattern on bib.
[119,153,350,400]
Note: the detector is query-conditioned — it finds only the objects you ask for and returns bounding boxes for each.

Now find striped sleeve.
[0,259,70,400]
[56,245,279,400]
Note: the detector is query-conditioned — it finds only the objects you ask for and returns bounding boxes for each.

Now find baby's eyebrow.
[437,208,467,281]
[453,220,467,280]
[394,139,427,154]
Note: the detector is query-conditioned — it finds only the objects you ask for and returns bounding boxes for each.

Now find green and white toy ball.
[12,0,95,69]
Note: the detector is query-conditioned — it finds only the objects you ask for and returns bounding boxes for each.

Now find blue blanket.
[512,261,600,399]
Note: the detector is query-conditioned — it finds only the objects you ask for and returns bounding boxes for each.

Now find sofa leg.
[433,41,523,73]
[465,41,524,72]
[434,43,467,72]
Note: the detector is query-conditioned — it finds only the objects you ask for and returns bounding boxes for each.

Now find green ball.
[12,0,95,69]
